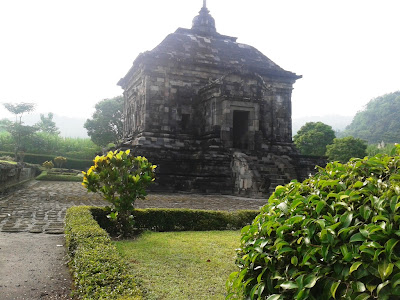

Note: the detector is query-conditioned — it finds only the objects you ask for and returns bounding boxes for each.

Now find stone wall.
[0,162,39,192]
[294,155,328,181]
[124,145,233,194]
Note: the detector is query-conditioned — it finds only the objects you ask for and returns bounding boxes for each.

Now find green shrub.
[36,171,82,182]
[83,150,156,236]
[54,156,67,168]
[91,207,258,235]
[65,206,142,300]
[227,145,400,299]
[42,160,54,169]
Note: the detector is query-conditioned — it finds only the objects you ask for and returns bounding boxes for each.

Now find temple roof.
[118,4,301,88]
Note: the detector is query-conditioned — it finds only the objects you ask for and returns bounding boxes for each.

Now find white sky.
[0,0,399,120]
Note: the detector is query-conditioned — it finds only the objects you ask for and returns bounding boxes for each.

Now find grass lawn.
[115,230,241,300]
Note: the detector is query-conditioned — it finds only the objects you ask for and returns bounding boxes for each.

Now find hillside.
[342,91,400,143]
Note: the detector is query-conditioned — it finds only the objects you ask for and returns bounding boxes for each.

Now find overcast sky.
[0,0,399,121]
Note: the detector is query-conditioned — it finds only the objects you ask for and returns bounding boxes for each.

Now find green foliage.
[54,156,67,168]
[5,123,38,160]
[91,207,258,235]
[367,143,396,157]
[84,96,124,147]
[294,122,335,156]
[326,136,367,163]
[344,91,400,143]
[2,102,37,160]
[64,206,142,300]
[36,112,60,135]
[36,171,82,182]
[0,131,100,160]
[0,151,93,170]
[42,160,54,169]
[0,118,12,131]
[83,150,156,236]
[0,130,100,161]
[227,145,400,300]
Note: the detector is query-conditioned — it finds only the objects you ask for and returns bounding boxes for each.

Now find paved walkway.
[0,180,266,299]
[0,181,266,234]
[0,181,107,234]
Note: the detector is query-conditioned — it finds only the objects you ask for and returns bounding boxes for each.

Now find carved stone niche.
[198,71,267,151]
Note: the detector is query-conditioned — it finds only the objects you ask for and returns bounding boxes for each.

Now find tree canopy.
[84,96,124,147]
[326,136,367,163]
[36,112,60,135]
[343,91,400,143]
[3,103,35,123]
[293,122,335,156]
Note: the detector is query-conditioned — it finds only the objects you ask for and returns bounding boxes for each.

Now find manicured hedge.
[91,207,259,234]
[36,171,83,182]
[64,206,142,300]
[0,151,93,170]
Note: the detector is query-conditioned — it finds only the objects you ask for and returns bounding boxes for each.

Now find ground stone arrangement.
[118,2,325,197]
[0,181,107,234]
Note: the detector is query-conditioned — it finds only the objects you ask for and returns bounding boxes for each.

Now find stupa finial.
[192,0,216,34]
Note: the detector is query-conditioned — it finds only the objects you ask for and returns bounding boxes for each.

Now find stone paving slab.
[0,181,107,234]
[0,181,267,234]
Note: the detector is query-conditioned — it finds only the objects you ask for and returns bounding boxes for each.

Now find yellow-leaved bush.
[82,149,156,236]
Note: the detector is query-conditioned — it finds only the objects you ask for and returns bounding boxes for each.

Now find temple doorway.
[233,110,249,149]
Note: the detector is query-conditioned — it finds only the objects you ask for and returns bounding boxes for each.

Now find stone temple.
[118,2,323,197]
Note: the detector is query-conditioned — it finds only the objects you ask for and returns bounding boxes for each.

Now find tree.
[293,122,335,156]
[36,112,60,135]
[326,136,367,163]
[343,91,400,143]
[2,102,37,160]
[84,96,124,147]
[82,150,156,236]
[3,103,35,123]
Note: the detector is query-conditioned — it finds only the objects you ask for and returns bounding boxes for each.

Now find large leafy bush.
[227,145,400,299]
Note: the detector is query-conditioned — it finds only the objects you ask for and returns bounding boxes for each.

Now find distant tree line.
[294,91,400,163]
[0,103,100,161]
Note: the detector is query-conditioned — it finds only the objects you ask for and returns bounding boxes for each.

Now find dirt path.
[0,233,71,300]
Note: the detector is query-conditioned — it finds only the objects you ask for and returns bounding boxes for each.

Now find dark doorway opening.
[233,110,249,149]
[181,114,190,131]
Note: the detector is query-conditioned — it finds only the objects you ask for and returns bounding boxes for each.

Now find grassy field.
[115,231,241,300]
